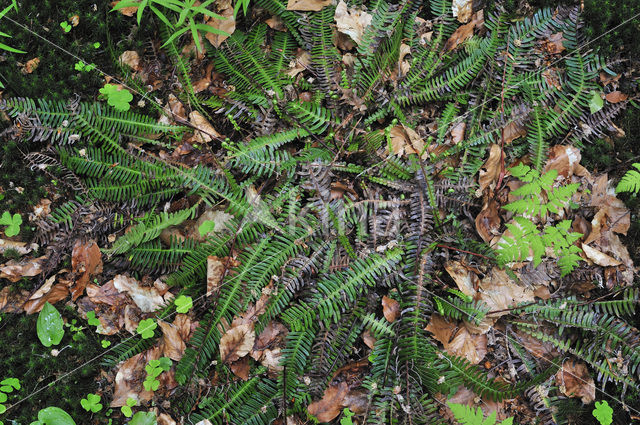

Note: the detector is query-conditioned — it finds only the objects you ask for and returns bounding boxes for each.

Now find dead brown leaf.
[24,281,69,315]
[111,347,161,407]
[581,243,622,266]
[119,50,140,71]
[230,356,251,381]
[157,413,177,425]
[544,145,588,178]
[334,0,373,45]
[542,68,562,90]
[220,323,255,364]
[605,91,628,103]
[71,239,103,301]
[112,274,168,313]
[111,1,137,17]
[475,199,501,244]
[287,0,331,11]
[86,279,127,306]
[0,239,37,256]
[478,268,537,318]
[207,256,226,296]
[445,260,477,297]
[389,124,425,158]
[159,320,187,361]
[478,144,502,192]
[452,0,473,23]
[362,328,376,349]
[0,255,46,282]
[503,121,527,144]
[426,314,456,345]
[308,381,349,422]
[426,314,487,364]
[444,10,484,52]
[0,286,30,313]
[20,57,40,74]
[544,32,566,54]
[189,111,222,144]
[555,360,595,403]
[382,295,399,323]
[204,0,236,48]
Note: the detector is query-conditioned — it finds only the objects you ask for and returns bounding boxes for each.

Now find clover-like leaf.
[86,311,100,327]
[37,302,64,347]
[0,211,22,237]
[99,84,133,112]
[0,378,20,393]
[593,400,613,425]
[129,411,156,425]
[60,21,71,32]
[80,393,102,413]
[121,397,137,418]
[136,318,157,339]
[198,220,216,237]
[143,378,159,392]
[174,295,192,313]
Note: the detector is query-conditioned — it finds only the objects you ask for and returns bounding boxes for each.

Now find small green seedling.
[0,378,20,414]
[130,411,156,425]
[593,400,613,425]
[121,397,137,418]
[99,84,133,112]
[37,302,64,347]
[340,408,355,425]
[198,220,216,236]
[136,318,157,339]
[92,42,100,48]
[74,61,96,72]
[101,339,111,348]
[86,311,101,328]
[59,21,71,32]
[0,211,22,237]
[64,319,86,342]
[174,295,193,313]
[80,393,102,413]
[143,357,172,391]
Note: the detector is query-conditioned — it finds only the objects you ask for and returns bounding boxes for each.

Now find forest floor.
[1,0,640,424]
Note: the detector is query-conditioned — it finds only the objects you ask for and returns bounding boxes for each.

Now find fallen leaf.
[426,314,487,364]
[389,124,425,158]
[0,286,30,313]
[605,91,628,103]
[382,295,399,323]
[287,0,331,12]
[24,280,69,315]
[69,14,80,26]
[0,255,46,282]
[21,57,40,74]
[362,328,376,349]
[478,144,502,192]
[555,360,595,403]
[265,15,287,31]
[158,320,187,361]
[444,10,484,52]
[445,260,477,297]
[542,68,562,90]
[503,120,526,144]
[581,243,622,267]
[189,111,222,144]
[544,145,588,178]
[308,381,349,422]
[112,274,167,312]
[86,279,127,306]
[230,356,251,380]
[426,314,456,346]
[157,413,177,425]
[452,0,473,23]
[220,323,255,364]
[334,0,373,45]
[309,360,369,421]
[71,239,103,300]
[286,50,311,78]
[111,347,161,407]
[111,1,137,16]
[207,256,227,296]
[119,50,140,71]
[0,238,38,256]
[477,269,537,318]
[475,199,501,244]
[450,122,466,144]
[398,43,412,75]
[204,0,236,48]
[544,32,566,54]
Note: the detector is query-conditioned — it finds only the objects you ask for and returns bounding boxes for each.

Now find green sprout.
[143,357,172,391]
[340,408,355,425]
[59,21,71,32]
[0,211,22,237]
[101,339,111,348]
[99,84,133,112]
[136,318,157,339]
[593,400,613,425]
[86,311,101,328]
[0,378,20,415]
[74,61,96,72]
[121,397,137,418]
[80,393,103,413]
[174,295,193,313]
[92,42,101,48]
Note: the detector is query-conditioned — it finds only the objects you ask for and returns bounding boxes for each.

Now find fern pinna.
[1,0,638,424]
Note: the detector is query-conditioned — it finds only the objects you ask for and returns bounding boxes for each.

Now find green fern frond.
[616,163,640,194]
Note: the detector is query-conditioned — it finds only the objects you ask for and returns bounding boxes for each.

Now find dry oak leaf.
[159,320,187,361]
[581,243,622,267]
[478,144,502,192]
[71,239,103,301]
[426,313,456,346]
[119,50,140,71]
[0,238,37,256]
[544,145,588,179]
[503,120,527,144]
[444,260,477,298]
[451,121,466,144]
[24,281,69,315]
[157,413,177,425]
[382,295,400,323]
[444,10,484,52]
[334,0,373,45]
[287,0,331,11]
[0,255,46,282]
[204,0,235,48]
[605,91,628,103]
[555,360,595,404]
[362,328,376,349]
[452,0,473,23]
[220,323,256,364]
[189,111,222,144]
[112,274,167,313]
[477,268,537,318]
[86,279,127,306]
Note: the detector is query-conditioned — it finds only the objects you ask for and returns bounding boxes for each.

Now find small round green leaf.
[36,407,76,425]
[37,302,64,347]
[174,295,192,313]
[129,411,156,425]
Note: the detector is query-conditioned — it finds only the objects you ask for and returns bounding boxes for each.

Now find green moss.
[0,306,107,424]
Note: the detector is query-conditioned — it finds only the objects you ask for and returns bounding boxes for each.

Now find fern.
[616,163,640,194]
[448,403,514,425]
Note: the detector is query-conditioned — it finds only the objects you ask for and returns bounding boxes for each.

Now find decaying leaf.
[426,314,487,364]
[334,0,373,45]
[111,274,169,313]
[0,286,30,313]
[230,356,251,381]
[0,255,46,282]
[451,0,473,23]
[503,120,527,144]
[478,144,502,192]
[0,238,38,256]
[389,124,425,158]
[287,0,331,11]
[207,256,226,296]
[555,360,595,403]
[382,295,399,323]
[71,239,103,301]
[20,57,40,74]
[581,243,622,267]
[158,320,187,361]
[220,323,255,364]
[605,91,628,103]
[189,111,222,144]
[475,199,501,244]
[308,381,349,422]
[119,50,140,71]
[111,347,161,407]
[204,0,236,48]
[544,32,566,54]
[24,278,69,315]
[444,10,484,52]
